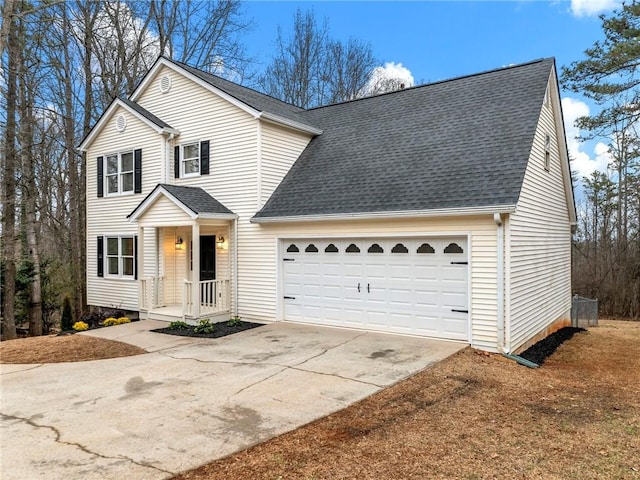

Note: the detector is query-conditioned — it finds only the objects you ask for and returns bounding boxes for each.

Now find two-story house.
[79,56,576,354]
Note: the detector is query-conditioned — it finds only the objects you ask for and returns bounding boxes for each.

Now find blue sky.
[241,0,623,188]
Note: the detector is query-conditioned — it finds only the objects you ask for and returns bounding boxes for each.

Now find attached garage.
[281,237,469,341]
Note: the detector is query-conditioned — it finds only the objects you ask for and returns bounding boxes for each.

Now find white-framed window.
[544,134,551,171]
[106,151,134,195]
[181,142,200,177]
[106,236,135,278]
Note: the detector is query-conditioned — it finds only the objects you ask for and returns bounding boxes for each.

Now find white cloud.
[562,97,612,179]
[570,0,621,17]
[363,62,415,96]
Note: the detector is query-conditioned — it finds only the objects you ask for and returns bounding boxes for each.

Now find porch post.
[137,225,145,310]
[191,222,200,318]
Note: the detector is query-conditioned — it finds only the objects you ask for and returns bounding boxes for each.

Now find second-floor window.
[174,140,209,179]
[97,149,142,198]
[182,142,200,177]
[106,151,134,195]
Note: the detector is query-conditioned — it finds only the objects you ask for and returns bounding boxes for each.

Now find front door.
[200,236,216,281]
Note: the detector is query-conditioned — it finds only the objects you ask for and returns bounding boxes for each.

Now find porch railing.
[182,279,230,318]
[140,276,164,310]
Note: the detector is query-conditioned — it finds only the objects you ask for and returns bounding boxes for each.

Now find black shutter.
[174,145,180,178]
[134,235,138,280]
[97,156,104,197]
[134,149,142,193]
[200,140,210,175]
[97,236,104,277]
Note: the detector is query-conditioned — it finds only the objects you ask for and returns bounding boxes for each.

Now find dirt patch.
[152,320,263,339]
[172,320,640,480]
[520,326,586,365]
[0,334,146,364]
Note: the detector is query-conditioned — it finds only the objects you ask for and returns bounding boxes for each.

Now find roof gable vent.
[159,74,172,94]
[115,114,127,132]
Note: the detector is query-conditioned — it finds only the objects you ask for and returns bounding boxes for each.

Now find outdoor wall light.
[217,235,225,249]
[175,236,184,250]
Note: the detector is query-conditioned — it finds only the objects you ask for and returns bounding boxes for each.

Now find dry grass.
[0,334,145,363]
[173,320,640,480]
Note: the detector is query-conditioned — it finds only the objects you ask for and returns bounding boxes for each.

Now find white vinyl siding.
[260,122,312,207]
[237,215,498,351]
[86,105,162,310]
[137,195,190,226]
[137,65,258,211]
[508,78,572,352]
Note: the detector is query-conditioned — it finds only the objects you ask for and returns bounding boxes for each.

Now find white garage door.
[282,237,469,340]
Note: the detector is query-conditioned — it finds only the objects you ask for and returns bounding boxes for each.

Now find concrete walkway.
[1,321,464,480]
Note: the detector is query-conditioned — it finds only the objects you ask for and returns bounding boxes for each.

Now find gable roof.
[78,97,178,151]
[128,184,236,222]
[254,58,562,221]
[131,57,322,135]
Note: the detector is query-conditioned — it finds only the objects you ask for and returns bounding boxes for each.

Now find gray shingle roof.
[119,96,174,130]
[128,184,234,219]
[171,59,318,130]
[160,184,234,215]
[254,58,556,219]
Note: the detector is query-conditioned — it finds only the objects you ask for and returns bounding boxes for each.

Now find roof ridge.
[165,57,303,112]
[305,57,555,112]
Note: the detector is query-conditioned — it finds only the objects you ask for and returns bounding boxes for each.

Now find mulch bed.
[152,320,264,339]
[519,326,586,365]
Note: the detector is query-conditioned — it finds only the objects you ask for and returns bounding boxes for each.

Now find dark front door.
[200,236,216,281]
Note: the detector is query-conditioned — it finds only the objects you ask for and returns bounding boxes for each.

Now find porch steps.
[145,309,231,325]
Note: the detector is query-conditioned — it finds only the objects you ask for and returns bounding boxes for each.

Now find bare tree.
[258,8,376,108]
[1,0,254,337]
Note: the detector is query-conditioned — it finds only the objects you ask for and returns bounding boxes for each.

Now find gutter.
[252,205,517,224]
[259,112,323,136]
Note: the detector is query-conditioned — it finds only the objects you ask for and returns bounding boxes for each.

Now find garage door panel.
[283,237,468,341]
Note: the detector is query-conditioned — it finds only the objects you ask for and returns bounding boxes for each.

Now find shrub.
[168,320,189,330]
[116,317,130,324]
[227,316,241,327]
[61,296,73,331]
[194,319,215,334]
[72,321,89,331]
[103,317,119,327]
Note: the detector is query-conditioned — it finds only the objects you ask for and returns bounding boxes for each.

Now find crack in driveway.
[0,413,174,476]
[159,331,384,394]
[1,364,45,375]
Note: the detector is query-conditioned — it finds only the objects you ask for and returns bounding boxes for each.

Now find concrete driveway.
[1,320,464,480]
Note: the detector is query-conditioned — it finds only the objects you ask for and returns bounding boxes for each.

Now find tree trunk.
[1,5,19,340]
[19,62,44,337]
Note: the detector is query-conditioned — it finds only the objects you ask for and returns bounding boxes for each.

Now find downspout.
[494,213,506,354]
[495,213,538,368]
[166,133,176,184]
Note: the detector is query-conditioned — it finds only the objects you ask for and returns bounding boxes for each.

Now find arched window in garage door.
[444,242,464,254]
[392,243,409,253]
[286,244,299,253]
[305,244,319,253]
[324,243,339,253]
[417,243,435,254]
[367,243,384,253]
[345,243,360,253]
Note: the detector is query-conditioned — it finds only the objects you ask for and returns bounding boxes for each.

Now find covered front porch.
[128,184,237,323]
